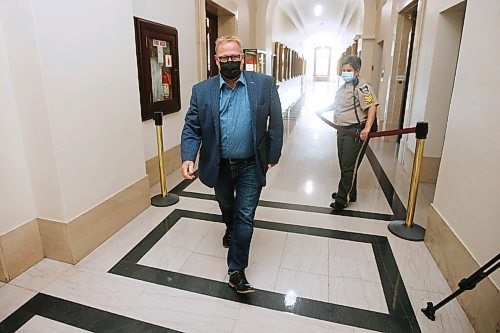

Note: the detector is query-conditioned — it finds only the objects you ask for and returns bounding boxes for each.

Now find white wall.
[433,0,500,286]
[376,0,398,125]
[33,0,146,221]
[406,0,464,156]
[272,4,302,52]
[0,20,37,234]
[133,0,199,161]
[1,0,147,223]
[1,0,65,222]
[270,3,304,106]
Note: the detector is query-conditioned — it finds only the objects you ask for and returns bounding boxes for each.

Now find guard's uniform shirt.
[333,78,379,126]
[331,77,379,208]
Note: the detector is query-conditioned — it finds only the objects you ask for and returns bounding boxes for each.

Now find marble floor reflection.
[0,80,474,332]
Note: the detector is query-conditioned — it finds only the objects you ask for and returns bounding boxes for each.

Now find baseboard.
[403,146,440,183]
[146,144,181,187]
[425,204,500,333]
[0,219,44,282]
[38,176,151,264]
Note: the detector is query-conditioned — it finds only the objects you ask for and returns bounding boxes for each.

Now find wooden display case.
[243,49,266,73]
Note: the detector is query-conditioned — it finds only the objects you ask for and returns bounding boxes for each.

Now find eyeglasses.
[217,54,242,63]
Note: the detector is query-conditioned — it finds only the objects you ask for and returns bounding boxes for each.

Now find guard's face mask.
[341,71,355,83]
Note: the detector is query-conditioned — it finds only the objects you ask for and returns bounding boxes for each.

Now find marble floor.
[0,81,475,332]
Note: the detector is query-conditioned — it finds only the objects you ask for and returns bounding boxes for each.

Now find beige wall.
[235,0,256,48]
[358,0,377,84]
[432,0,500,287]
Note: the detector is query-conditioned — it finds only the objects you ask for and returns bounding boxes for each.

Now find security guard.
[330,55,378,211]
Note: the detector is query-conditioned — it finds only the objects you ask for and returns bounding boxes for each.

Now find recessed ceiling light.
[314,4,323,17]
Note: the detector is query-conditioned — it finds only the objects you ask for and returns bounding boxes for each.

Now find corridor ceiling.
[277,0,364,49]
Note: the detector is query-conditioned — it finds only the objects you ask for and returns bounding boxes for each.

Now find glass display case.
[243,49,266,73]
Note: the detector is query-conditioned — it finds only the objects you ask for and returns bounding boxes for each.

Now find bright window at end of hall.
[314,46,331,77]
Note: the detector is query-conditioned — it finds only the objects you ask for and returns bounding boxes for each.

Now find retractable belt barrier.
[316,112,417,139]
[316,111,428,242]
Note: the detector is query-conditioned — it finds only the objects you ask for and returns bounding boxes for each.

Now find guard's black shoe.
[330,201,347,211]
[331,192,356,202]
[228,270,255,294]
[222,229,232,248]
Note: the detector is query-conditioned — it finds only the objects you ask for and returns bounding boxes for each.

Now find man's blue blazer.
[181,71,283,188]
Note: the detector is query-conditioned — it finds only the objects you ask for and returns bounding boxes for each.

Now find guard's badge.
[358,84,370,95]
[364,94,374,103]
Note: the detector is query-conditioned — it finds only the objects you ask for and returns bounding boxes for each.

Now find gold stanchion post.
[388,122,428,241]
[151,112,179,207]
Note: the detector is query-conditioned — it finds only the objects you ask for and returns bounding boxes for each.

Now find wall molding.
[38,176,150,264]
[0,176,150,282]
[425,204,500,333]
[145,144,181,187]
[0,219,44,282]
[403,146,440,183]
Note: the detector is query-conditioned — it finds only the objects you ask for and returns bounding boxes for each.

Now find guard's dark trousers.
[335,130,369,206]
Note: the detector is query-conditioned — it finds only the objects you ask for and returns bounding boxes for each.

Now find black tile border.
[109,209,421,333]
[365,146,406,220]
[170,145,406,222]
[0,293,181,333]
[0,137,413,333]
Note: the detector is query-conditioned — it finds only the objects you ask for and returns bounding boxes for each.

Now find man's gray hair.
[341,55,362,71]
[215,36,242,53]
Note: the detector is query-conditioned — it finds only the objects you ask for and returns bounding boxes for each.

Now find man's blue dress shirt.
[219,73,253,159]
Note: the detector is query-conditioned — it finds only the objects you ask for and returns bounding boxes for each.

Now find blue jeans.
[215,158,262,272]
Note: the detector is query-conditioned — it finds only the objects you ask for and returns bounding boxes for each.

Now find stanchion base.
[388,220,425,241]
[151,193,179,207]
[421,302,436,321]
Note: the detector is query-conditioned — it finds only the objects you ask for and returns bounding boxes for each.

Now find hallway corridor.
[0,81,475,332]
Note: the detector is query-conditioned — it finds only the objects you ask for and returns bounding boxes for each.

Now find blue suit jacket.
[181,71,283,187]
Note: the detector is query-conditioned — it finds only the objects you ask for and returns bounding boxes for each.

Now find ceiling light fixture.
[314,4,323,17]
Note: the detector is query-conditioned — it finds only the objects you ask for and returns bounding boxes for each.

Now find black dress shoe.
[222,229,232,248]
[331,192,356,202]
[330,201,347,211]
[228,270,255,293]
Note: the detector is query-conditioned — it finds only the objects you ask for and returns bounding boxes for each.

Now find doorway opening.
[205,4,218,78]
[313,46,331,81]
[397,4,418,141]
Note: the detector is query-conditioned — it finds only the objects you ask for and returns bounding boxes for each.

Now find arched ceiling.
[277,0,364,51]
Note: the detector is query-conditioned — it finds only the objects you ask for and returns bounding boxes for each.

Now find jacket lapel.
[245,71,258,144]
[211,76,221,143]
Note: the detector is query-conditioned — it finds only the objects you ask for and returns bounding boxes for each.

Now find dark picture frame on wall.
[134,17,181,121]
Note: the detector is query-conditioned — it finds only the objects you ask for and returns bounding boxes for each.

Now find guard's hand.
[267,163,276,169]
[360,128,370,141]
[180,161,195,180]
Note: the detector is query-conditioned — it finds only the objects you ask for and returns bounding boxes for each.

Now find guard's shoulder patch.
[358,84,370,95]
[364,94,374,104]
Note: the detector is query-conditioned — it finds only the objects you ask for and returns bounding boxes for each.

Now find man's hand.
[180,161,195,180]
[267,163,276,169]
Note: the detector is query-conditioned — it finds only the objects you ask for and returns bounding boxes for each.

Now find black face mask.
[219,61,242,80]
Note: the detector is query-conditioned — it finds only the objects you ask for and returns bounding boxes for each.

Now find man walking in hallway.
[180,36,283,293]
